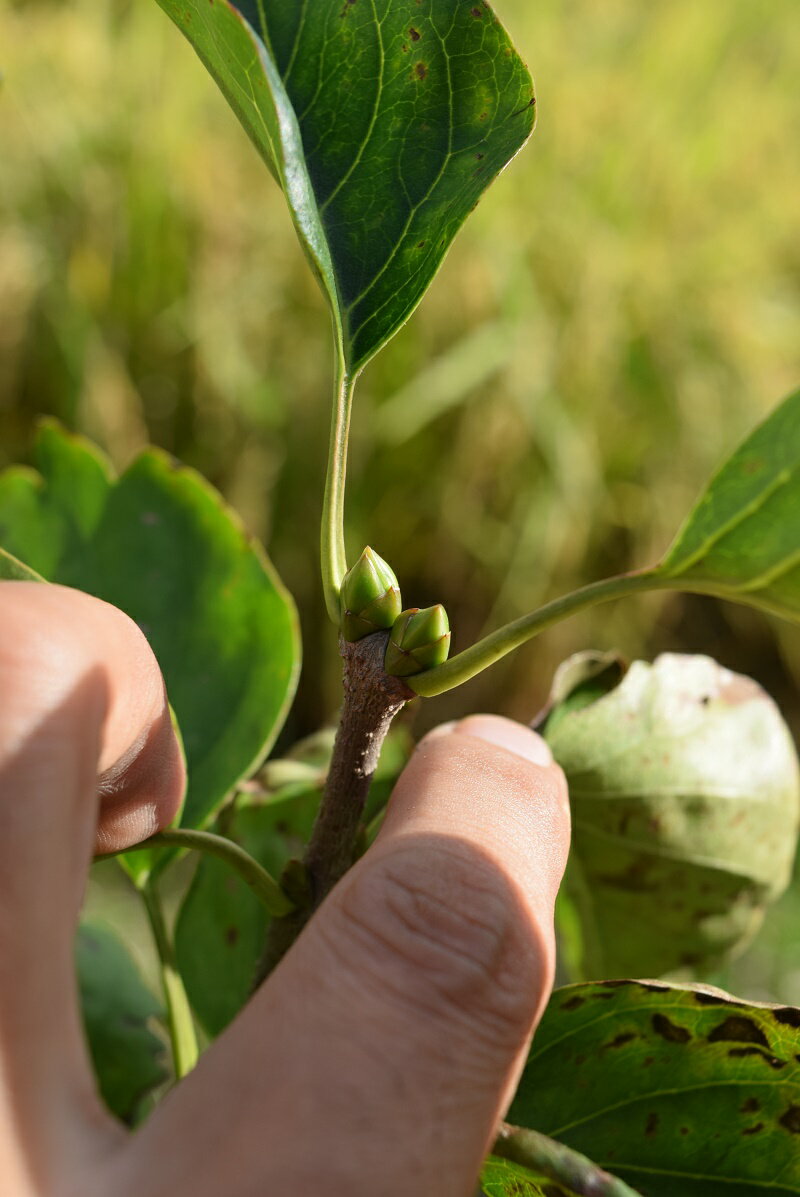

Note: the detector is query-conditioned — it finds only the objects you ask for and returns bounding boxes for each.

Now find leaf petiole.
[140,828,296,918]
[321,358,357,623]
[140,878,199,1081]
[409,569,666,697]
[492,1123,643,1196]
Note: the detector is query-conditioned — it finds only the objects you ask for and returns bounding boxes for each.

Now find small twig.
[492,1123,642,1197]
[256,631,412,980]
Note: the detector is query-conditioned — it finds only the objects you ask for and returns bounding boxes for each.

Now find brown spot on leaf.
[693,990,746,1008]
[607,1032,637,1050]
[652,1014,691,1043]
[561,995,585,1012]
[409,26,420,40]
[414,62,428,81]
[645,1112,659,1137]
[471,5,482,14]
[728,1046,786,1070]
[741,1097,761,1113]
[774,1007,800,1028]
[225,926,239,946]
[708,1016,770,1048]
[680,1126,690,1135]
[780,1107,800,1134]
[743,1122,765,1136]
[719,674,762,706]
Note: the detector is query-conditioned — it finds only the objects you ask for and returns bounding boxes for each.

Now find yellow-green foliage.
[1,0,799,730]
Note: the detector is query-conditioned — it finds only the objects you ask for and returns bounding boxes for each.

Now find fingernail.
[422,720,459,743]
[453,714,554,767]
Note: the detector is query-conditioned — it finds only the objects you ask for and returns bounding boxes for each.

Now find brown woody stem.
[256,631,412,981]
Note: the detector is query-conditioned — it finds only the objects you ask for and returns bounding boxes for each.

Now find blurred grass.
[1,0,800,993]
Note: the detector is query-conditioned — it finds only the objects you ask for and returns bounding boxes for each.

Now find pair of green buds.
[340,547,451,678]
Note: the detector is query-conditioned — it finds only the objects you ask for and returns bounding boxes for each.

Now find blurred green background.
[2,0,800,1000]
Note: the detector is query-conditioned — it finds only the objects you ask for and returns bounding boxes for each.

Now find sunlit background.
[2,0,800,1000]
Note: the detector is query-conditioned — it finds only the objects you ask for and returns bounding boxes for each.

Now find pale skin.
[0,581,570,1197]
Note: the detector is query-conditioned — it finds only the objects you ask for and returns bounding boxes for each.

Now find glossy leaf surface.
[76,920,167,1124]
[0,423,300,835]
[544,653,800,978]
[658,387,800,620]
[509,980,800,1196]
[156,0,535,370]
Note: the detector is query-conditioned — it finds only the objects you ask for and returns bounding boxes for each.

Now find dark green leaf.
[0,423,300,839]
[658,387,800,621]
[175,788,319,1035]
[510,980,800,1196]
[76,920,167,1124]
[544,653,800,978]
[156,0,535,371]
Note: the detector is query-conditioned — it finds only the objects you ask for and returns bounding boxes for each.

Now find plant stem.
[321,356,358,622]
[409,569,665,697]
[492,1124,642,1197]
[257,631,412,980]
[144,828,294,917]
[141,878,199,1080]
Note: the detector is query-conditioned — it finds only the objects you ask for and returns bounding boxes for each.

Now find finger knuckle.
[334,841,539,1048]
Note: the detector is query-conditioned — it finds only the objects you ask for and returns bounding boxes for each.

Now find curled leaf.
[544,653,800,978]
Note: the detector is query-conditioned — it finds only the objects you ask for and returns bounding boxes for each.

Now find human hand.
[0,581,570,1197]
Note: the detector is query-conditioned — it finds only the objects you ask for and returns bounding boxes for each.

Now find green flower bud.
[384,605,451,676]
[542,652,800,979]
[340,547,402,641]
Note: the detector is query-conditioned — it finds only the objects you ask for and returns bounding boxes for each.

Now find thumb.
[123,715,570,1197]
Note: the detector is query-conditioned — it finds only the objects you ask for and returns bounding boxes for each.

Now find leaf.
[509,979,800,1196]
[544,653,800,979]
[0,546,43,582]
[75,919,167,1124]
[658,387,800,621]
[480,1156,558,1196]
[156,0,536,371]
[0,423,300,841]
[481,1154,642,1197]
[535,649,627,736]
[175,788,320,1036]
